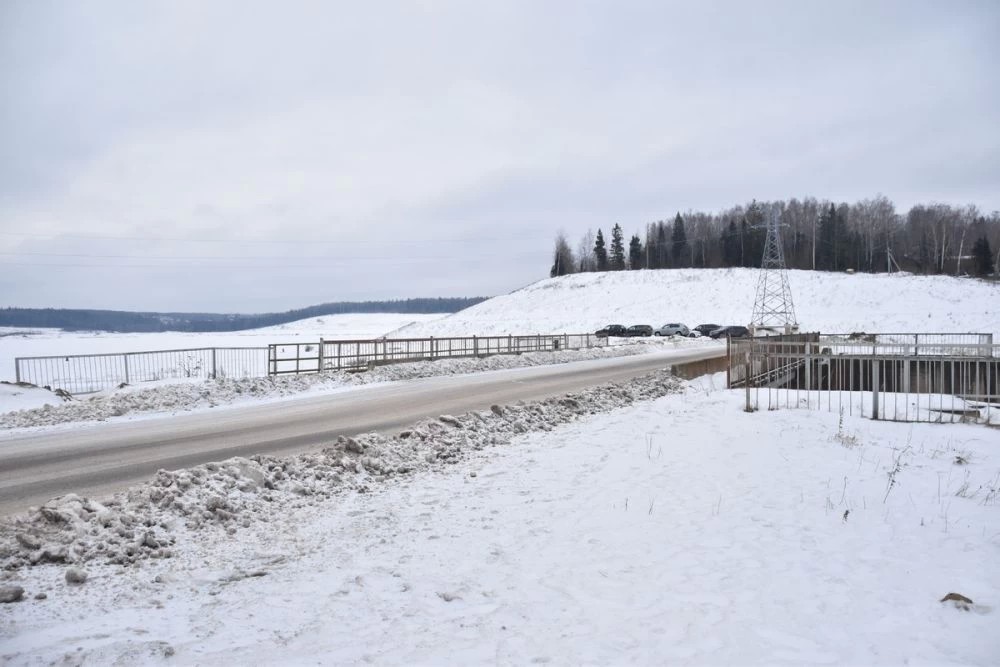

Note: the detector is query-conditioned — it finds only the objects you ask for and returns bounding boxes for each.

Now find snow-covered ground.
[0,313,444,383]
[393,269,1000,337]
[1,372,997,664]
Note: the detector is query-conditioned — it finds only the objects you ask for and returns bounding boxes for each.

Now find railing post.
[473,335,478,357]
[744,344,752,411]
[124,353,131,384]
[804,344,811,391]
[872,360,880,420]
[318,338,325,373]
[211,348,217,379]
[15,358,20,384]
[725,337,731,388]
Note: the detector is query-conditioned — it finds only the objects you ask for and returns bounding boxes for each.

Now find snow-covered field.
[393,269,1000,337]
[0,313,444,383]
[1,372,997,664]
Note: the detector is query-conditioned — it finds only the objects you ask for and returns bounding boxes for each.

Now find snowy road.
[0,347,723,516]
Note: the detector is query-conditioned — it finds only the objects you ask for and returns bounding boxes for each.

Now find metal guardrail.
[12,333,605,394]
[819,333,994,357]
[728,334,1000,424]
[14,347,268,395]
[268,333,604,375]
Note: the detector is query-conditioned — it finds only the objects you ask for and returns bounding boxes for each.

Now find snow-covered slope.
[393,269,1000,337]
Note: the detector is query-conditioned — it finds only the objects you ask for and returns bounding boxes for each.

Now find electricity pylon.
[750,208,798,334]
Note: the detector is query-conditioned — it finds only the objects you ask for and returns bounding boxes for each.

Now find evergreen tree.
[594,229,609,271]
[549,233,576,277]
[657,222,669,268]
[972,236,994,276]
[720,219,740,266]
[818,204,837,270]
[644,224,658,270]
[671,213,689,267]
[610,223,626,270]
[628,234,643,269]
[816,203,853,270]
[743,201,766,268]
[739,219,750,267]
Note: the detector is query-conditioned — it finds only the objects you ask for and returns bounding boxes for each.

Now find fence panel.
[13,332,605,395]
[14,347,269,394]
[730,335,999,425]
[307,333,601,373]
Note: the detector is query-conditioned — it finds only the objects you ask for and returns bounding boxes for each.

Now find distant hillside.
[392,269,1000,337]
[0,297,488,333]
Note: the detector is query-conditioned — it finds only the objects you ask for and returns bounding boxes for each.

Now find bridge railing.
[268,333,604,375]
[12,333,606,394]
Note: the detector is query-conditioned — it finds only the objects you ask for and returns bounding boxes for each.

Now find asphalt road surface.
[0,347,725,516]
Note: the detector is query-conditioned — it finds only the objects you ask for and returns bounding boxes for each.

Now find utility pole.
[750,207,798,335]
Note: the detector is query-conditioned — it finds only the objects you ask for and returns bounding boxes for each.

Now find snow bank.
[393,268,1000,337]
[0,343,661,430]
[0,370,685,570]
[0,382,70,414]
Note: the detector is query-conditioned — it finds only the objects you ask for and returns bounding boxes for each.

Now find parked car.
[708,325,750,339]
[654,323,690,337]
[693,324,721,337]
[626,324,653,337]
[594,324,628,338]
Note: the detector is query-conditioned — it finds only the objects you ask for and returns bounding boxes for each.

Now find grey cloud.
[0,0,997,310]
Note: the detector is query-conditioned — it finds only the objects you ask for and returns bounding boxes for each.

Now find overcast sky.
[2,1,998,312]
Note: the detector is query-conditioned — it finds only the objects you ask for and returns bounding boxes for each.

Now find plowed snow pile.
[0,371,684,570]
[393,268,1000,337]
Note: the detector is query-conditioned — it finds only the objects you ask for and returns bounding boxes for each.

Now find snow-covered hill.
[393,269,1000,337]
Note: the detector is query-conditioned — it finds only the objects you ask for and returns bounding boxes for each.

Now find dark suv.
[626,324,653,337]
[595,324,628,338]
[693,324,721,337]
[708,325,750,339]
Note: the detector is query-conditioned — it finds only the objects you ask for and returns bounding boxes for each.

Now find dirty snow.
[393,269,1000,337]
[0,342,674,431]
[1,372,998,665]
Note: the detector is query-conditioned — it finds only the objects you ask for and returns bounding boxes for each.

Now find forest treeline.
[550,196,999,278]
[0,297,487,333]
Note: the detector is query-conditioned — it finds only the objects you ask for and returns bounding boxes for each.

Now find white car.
[654,323,690,337]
